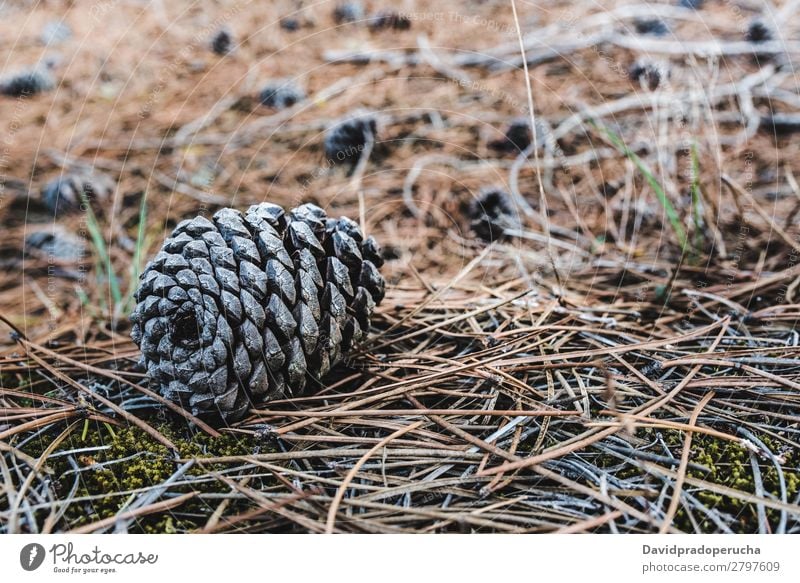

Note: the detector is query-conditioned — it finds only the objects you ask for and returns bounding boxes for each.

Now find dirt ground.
[1,0,800,533]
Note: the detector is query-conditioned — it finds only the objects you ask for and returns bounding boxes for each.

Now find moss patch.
[21,420,274,533]
[679,434,799,533]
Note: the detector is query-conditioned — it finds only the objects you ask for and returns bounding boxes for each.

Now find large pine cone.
[130,203,385,424]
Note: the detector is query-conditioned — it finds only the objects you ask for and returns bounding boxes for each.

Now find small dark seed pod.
[259,81,305,109]
[333,2,364,24]
[633,18,668,36]
[324,113,377,167]
[468,188,522,242]
[491,119,532,152]
[599,181,622,198]
[41,172,114,216]
[629,60,666,91]
[639,360,663,380]
[746,19,772,43]
[130,202,385,425]
[210,27,234,55]
[0,68,54,97]
[25,226,86,262]
[760,113,800,135]
[369,10,412,31]
[280,17,300,32]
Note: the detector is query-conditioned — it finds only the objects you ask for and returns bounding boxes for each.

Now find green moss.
[675,434,799,533]
[533,424,799,533]
[21,420,275,533]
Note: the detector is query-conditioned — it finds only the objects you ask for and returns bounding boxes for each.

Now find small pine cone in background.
[498,119,533,152]
[333,2,364,24]
[324,112,377,167]
[24,226,86,263]
[490,119,531,153]
[130,202,385,424]
[280,17,300,32]
[489,117,551,154]
[41,172,115,216]
[468,188,522,242]
[760,113,800,135]
[210,27,234,55]
[40,21,72,45]
[599,180,623,199]
[629,60,667,91]
[633,18,668,36]
[0,67,54,97]
[259,80,305,109]
[369,10,412,31]
[746,19,773,43]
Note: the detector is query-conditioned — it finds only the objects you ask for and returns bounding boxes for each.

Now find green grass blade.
[594,122,688,250]
[690,142,705,254]
[80,192,122,308]
[123,193,148,315]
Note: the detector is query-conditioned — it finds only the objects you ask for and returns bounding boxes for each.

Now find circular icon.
[19,543,46,571]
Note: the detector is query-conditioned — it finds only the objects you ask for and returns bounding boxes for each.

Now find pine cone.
[210,27,234,55]
[0,68,54,97]
[633,18,668,36]
[746,19,772,43]
[280,17,300,32]
[41,21,72,45]
[468,189,521,242]
[629,60,666,91]
[130,203,385,424]
[324,113,377,167]
[333,2,364,24]
[369,10,412,31]
[489,118,550,154]
[42,172,114,216]
[259,81,305,109]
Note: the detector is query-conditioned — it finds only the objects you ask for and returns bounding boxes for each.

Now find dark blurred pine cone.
[490,119,528,153]
[0,68,54,97]
[369,10,412,31]
[760,113,800,135]
[25,226,86,262]
[41,172,114,216]
[210,27,234,55]
[599,180,622,198]
[40,21,72,45]
[633,18,668,36]
[629,60,667,91]
[489,117,550,154]
[333,2,364,24]
[746,19,772,43]
[468,189,521,242]
[130,202,385,424]
[259,81,305,109]
[324,113,377,167]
